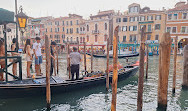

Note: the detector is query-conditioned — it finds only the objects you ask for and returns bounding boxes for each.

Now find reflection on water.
[0,54,187,111]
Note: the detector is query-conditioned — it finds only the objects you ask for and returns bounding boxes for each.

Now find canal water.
[0,55,187,111]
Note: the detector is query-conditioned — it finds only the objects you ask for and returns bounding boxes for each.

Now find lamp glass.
[18,17,26,28]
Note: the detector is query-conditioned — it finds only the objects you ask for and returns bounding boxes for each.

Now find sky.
[0,0,184,19]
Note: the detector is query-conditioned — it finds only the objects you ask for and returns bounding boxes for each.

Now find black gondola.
[0,65,138,98]
[92,52,139,58]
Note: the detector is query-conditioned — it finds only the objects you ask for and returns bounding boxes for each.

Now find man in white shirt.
[69,47,82,80]
[33,37,43,76]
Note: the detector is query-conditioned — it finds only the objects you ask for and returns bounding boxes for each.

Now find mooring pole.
[146,44,149,79]
[84,42,87,75]
[158,32,172,109]
[182,45,188,88]
[56,46,59,74]
[91,44,93,72]
[137,26,146,111]
[77,42,79,52]
[53,50,56,76]
[106,38,110,90]
[111,26,119,111]
[67,44,71,79]
[172,36,178,93]
[45,35,51,110]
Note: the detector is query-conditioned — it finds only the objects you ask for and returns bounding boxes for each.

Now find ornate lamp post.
[15,6,28,46]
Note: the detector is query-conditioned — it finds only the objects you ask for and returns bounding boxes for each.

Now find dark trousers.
[50,59,53,76]
[71,64,79,80]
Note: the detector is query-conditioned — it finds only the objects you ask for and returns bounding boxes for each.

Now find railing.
[80,31,86,34]
[92,30,99,34]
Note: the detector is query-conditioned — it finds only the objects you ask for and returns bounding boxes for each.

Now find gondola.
[92,52,139,58]
[0,65,138,99]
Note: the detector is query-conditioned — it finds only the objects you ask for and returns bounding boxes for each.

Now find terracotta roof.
[140,10,164,14]
[168,3,188,12]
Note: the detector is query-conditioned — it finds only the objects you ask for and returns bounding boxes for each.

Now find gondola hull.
[0,66,138,98]
[92,52,139,58]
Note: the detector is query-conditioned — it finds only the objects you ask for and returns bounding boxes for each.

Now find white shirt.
[33,42,42,56]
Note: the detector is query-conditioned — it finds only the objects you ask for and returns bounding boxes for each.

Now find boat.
[92,52,139,58]
[0,65,139,98]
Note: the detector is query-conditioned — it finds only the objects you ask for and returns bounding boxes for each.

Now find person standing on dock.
[0,39,5,81]
[33,37,43,76]
[69,47,82,80]
[50,41,56,76]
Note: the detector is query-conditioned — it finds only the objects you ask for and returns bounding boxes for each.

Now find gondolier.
[69,47,82,80]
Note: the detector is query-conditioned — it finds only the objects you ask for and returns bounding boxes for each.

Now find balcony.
[79,31,86,35]
[92,30,99,34]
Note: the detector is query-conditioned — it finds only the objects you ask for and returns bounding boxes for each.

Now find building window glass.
[77,37,79,42]
[129,35,133,42]
[122,26,127,31]
[147,35,151,40]
[119,26,121,32]
[77,28,79,33]
[50,28,52,32]
[135,17,138,21]
[66,29,69,34]
[172,27,177,33]
[87,25,89,31]
[62,21,64,25]
[123,18,127,22]
[76,20,79,25]
[130,17,135,22]
[167,27,171,32]
[123,36,126,42]
[168,14,172,20]
[147,15,153,21]
[181,27,186,33]
[174,14,178,20]
[140,16,145,21]
[62,27,64,32]
[155,15,161,20]
[95,35,97,42]
[155,24,160,30]
[182,13,187,19]
[155,35,159,40]
[116,18,121,23]
[148,25,152,32]
[70,21,73,26]
[80,37,82,43]
[66,21,69,26]
[105,23,107,30]
[67,37,69,42]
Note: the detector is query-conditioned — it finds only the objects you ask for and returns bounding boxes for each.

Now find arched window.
[83,37,85,42]
[87,25,89,31]
[95,24,98,31]
[95,35,98,42]
[80,37,82,43]
[105,23,107,30]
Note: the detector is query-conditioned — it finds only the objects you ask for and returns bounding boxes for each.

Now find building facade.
[113,3,166,45]
[166,1,188,44]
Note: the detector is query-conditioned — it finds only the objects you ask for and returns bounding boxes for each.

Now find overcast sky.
[0,0,183,19]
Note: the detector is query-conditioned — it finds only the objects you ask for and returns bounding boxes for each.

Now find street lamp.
[15,6,28,29]
[15,6,28,46]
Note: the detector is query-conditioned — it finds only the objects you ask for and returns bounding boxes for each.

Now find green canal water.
[0,55,187,111]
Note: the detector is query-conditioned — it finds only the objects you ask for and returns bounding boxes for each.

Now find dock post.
[111,26,119,111]
[45,35,51,110]
[137,26,146,111]
[91,44,93,72]
[84,42,87,75]
[106,38,110,90]
[157,32,172,109]
[172,36,178,93]
[56,46,59,74]
[146,44,149,79]
[182,45,188,88]
[67,43,71,79]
